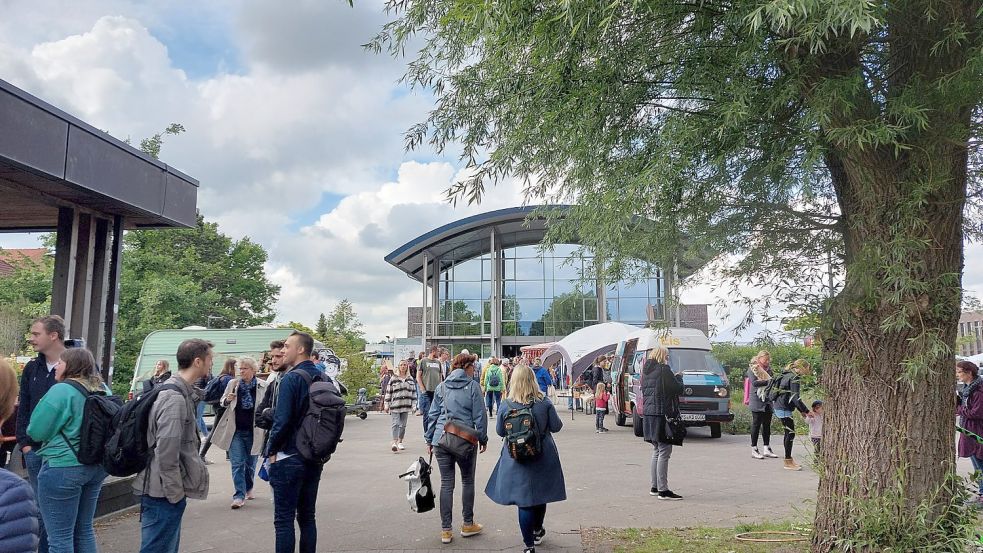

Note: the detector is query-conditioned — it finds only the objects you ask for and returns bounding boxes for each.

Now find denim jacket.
[425,369,488,446]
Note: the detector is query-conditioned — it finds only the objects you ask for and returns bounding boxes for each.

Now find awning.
[540,322,638,381]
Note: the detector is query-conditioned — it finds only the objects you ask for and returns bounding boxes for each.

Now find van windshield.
[669,348,726,376]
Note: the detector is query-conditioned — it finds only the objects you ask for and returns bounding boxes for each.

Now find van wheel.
[709,422,722,439]
[632,411,643,438]
[616,412,627,427]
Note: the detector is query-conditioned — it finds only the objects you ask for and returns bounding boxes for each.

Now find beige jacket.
[210,377,268,456]
[133,375,210,503]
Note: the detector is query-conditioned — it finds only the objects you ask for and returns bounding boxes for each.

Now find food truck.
[610,327,733,438]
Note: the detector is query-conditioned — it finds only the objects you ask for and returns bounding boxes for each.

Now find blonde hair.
[791,358,812,375]
[0,359,18,423]
[595,382,606,396]
[647,346,669,364]
[507,364,543,404]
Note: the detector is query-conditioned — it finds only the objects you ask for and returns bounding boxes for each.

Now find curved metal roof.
[385,205,711,283]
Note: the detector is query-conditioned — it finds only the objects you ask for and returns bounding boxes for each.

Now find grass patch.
[583,521,810,553]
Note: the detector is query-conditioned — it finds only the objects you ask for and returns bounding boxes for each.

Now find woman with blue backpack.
[485,364,566,553]
[27,348,115,553]
[481,357,507,417]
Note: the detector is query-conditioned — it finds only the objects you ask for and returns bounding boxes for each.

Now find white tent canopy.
[540,322,638,382]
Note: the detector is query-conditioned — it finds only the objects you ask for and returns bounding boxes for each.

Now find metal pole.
[422,253,429,351]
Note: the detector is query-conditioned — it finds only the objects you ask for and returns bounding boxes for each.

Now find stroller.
[398,455,435,513]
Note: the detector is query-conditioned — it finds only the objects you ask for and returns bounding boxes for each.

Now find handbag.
[439,418,479,458]
[660,415,687,446]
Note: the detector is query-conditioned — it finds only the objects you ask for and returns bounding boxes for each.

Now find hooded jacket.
[424,369,488,447]
[0,468,39,553]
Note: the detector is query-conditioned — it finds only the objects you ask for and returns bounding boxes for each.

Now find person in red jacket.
[957,360,983,503]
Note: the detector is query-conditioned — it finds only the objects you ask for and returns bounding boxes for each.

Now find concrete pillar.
[490,230,500,356]
[431,255,440,338]
[51,207,79,329]
[421,252,429,351]
[69,213,96,342]
[99,216,123,383]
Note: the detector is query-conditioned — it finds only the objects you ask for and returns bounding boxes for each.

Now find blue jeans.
[270,455,323,553]
[24,449,49,553]
[139,495,186,553]
[37,463,106,553]
[971,456,983,495]
[229,429,257,500]
[485,391,502,416]
[196,402,208,436]
[419,392,434,435]
[518,504,547,547]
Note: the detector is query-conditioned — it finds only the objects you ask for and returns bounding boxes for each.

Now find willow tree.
[375,0,983,548]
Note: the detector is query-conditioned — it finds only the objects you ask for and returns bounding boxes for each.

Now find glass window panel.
[619,279,649,298]
[481,280,491,299]
[580,281,598,297]
[584,299,599,321]
[549,244,580,257]
[503,245,516,258]
[438,323,454,336]
[481,258,491,279]
[514,280,545,299]
[543,259,554,281]
[648,300,665,321]
[453,281,482,300]
[606,300,618,320]
[481,344,492,358]
[502,259,515,280]
[482,301,492,321]
[523,321,545,337]
[504,280,516,296]
[439,301,453,322]
[618,297,649,323]
[482,322,491,335]
[606,280,619,295]
[454,300,482,321]
[551,296,584,322]
[552,279,577,296]
[454,258,482,281]
[649,277,664,301]
[515,257,544,280]
[501,321,518,336]
[454,322,481,336]
[502,299,519,321]
[515,299,546,321]
[553,258,580,280]
[515,245,542,257]
[515,321,532,336]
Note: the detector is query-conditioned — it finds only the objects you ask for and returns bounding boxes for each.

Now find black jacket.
[15,353,57,450]
[774,371,809,414]
[641,360,683,417]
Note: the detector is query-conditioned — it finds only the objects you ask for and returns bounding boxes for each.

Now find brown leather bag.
[439,418,479,458]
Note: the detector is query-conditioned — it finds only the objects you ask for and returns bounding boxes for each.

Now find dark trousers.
[811,437,821,456]
[434,445,476,531]
[750,410,772,447]
[595,408,607,430]
[139,496,186,553]
[780,416,796,459]
[518,504,547,547]
[270,455,323,553]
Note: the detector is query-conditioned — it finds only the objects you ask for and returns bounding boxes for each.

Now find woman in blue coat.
[485,364,566,553]
[0,359,40,553]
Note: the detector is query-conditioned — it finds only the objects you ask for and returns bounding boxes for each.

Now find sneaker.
[397,443,406,450]
[762,446,779,458]
[595,429,601,433]
[783,458,802,471]
[523,548,536,553]
[658,490,684,501]
[441,530,453,544]
[461,522,483,537]
[650,487,659,496]
[751,447,764,459]
[601,427,609,432]
[533,527,547,545]
[392,442,398,452]
[231,498,245,509]
[245,489,254,500]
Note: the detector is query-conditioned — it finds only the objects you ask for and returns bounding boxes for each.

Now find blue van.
[610,328,733,438]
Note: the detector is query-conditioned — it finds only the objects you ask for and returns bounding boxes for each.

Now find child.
[808,400,824,455]
[594,383,611,433]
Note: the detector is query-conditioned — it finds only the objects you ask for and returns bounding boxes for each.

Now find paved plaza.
[95,410,823,552]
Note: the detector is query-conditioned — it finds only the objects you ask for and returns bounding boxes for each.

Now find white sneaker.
[751,447,764,459]
[762,446,779,458]
[397,443,405,450]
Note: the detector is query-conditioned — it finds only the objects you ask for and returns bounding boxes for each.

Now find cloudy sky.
[1,0,979,343]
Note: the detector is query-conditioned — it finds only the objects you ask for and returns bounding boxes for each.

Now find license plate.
[680,414,705,422]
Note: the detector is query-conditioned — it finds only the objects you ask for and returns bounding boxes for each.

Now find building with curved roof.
[385,206,708,358]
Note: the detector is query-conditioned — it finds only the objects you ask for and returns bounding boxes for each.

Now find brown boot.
[783,458,802,471]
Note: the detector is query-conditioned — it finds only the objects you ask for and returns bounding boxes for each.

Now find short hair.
[452,353,477,370]
[958,360,979,378]
[812,400,824,409]
[33,315,66,340]
[647,346,669,364]
[176,339,213,370]
[0,359,19,423]
[269,340,285,350]
[289,331,314,356]
[237,356,259,371]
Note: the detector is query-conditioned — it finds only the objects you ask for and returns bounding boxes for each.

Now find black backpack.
[765,372,791,403]
[102,384,180,477]
[202,375,227,405]
[503,402,542,463]
[59,380,123,465]
[294,371,346,464]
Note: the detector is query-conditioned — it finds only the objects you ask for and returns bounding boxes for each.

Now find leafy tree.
[325,299,366,351]
[0,252,52,355]
[375,1,983,548]
[315,313,329,341]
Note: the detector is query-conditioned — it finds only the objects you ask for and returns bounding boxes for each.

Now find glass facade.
[436,243,665,339]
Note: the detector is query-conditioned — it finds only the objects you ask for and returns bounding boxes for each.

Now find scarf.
[239,378,257,410]
[961,376,983,406]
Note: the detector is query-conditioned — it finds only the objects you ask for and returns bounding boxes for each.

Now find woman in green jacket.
[27,348,112,553]
[480,357,507,417]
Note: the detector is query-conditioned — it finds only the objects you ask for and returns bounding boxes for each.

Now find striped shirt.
[384,376,417,413]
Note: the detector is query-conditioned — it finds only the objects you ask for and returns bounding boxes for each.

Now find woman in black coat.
[641,346,684,500]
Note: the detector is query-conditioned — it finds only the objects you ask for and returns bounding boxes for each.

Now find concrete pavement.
[96,409,823,552]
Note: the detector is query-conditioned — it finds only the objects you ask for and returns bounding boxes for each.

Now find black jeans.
[434,445,476,530]
[750,410,772,447]
[270,455,323,553]
[780,416,796,459]
[518,504,547,547]
[595,409,607,430]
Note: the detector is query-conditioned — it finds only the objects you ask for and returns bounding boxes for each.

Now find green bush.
[714,342,823,384]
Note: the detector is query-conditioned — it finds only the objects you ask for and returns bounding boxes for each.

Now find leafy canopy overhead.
[372,0,983,311]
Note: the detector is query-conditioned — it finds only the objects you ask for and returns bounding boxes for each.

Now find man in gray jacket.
[134,338,213,553]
